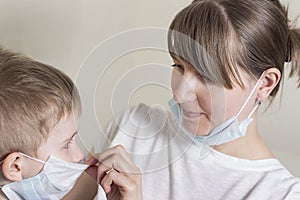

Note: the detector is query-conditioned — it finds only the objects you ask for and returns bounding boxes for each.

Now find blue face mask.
[168,78,262,146]
[0,153,88,200]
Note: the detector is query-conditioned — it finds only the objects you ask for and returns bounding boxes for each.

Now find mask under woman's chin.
[182,118,211,136]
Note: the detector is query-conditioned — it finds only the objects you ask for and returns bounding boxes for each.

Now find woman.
[97,0,300,199]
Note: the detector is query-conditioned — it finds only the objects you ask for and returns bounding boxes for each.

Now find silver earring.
[258,98,262,106]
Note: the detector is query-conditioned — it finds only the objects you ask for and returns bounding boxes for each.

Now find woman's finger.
[96,145,132,165]
[99,153,140,174]
[100,168,142,199]
[97,162,111,184]
[85,156,98,166]
[86,145,130,166]
[100,169,114,194]
[92,145,138,174]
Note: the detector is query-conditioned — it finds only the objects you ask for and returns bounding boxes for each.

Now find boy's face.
[38,114,85,163]
[0,114,86,199]
[25,114,86,177]
[0,114,86,184]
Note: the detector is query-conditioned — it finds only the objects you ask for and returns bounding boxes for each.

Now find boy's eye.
[63,142,71,149]
[62,133,77,150]
[63,140,74,150]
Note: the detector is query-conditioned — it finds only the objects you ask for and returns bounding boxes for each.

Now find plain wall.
[0,0,299,176]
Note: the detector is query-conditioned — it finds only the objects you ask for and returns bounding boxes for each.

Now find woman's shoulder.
[104,103,175,139]
[115,103,175,128]
[128,103,168,120]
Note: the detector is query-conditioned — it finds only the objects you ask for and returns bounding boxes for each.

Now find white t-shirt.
[95,104,300,200]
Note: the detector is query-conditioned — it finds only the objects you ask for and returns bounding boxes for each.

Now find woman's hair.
[168,0,300,98]
[0,46,81,160]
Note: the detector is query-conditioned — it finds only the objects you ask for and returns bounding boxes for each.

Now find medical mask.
[1,153,88,200]
[169,78,262,146]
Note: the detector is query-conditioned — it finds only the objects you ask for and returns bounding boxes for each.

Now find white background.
[0,0,299,176]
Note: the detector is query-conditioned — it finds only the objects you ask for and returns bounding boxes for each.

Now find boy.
[0,46,94,199]
[0,47,142,200]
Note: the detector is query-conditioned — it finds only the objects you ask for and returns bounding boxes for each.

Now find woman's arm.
[88,145,143,200]
[62,167,98,200]
[62,145,142,200]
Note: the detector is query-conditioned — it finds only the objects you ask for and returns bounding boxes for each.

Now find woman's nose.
[173,75,197,103]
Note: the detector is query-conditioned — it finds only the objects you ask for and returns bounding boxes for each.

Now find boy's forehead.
[49,115,78,143]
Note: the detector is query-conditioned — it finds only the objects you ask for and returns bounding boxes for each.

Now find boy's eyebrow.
[62,131,78,143]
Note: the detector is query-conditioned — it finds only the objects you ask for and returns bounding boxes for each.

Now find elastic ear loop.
[248,98,262,118]
[0,153,45,165]
[19,153,46,165]
[236,72,264,118]
[0,153,45,189]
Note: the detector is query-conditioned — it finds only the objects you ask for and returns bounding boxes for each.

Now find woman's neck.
[213,119,274,160]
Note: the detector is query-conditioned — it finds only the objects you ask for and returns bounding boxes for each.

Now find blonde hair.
[0,47,81,160]
[168,0,300,99]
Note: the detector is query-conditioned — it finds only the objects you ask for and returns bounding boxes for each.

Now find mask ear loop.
[0,153,46,165]
[236,73,264,118]
[247,98,262,118]
[19,153,46,165]
[0,153,46,189]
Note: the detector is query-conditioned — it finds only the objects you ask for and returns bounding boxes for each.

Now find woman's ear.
[257,68,281,102]
[2,153,24,182]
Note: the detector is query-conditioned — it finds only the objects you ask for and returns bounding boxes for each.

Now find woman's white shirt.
[95,103,300,200]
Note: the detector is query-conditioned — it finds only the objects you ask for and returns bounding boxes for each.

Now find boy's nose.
[72,145,85,163]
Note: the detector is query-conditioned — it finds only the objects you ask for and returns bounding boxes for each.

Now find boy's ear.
[2,153,24,182]
[257,67,281,102]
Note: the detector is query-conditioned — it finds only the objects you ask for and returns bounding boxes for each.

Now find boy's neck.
[0,168,9,200]
[0,169,9,192]
[0,178,7,200]
[0,190,7,200]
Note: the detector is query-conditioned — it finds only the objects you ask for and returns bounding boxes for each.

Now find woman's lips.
[182,109,203,118]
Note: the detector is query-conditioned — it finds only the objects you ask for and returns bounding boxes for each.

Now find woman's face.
[171,56,258,136]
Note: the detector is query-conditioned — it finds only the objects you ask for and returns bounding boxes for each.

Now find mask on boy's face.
[1,153,88,200]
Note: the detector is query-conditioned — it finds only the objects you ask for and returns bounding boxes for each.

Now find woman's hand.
[86,145,143,200]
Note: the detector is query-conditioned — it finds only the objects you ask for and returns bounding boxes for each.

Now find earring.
[258,98,262,106]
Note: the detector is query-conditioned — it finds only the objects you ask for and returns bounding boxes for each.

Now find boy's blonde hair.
[0,47,81,160]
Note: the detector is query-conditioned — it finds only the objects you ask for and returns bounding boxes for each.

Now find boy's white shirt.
[95,103,300,200]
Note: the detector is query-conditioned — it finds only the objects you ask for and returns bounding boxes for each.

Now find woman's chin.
[182,120,210,136]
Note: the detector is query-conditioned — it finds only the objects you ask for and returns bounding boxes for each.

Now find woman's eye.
[171,64,184,70]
